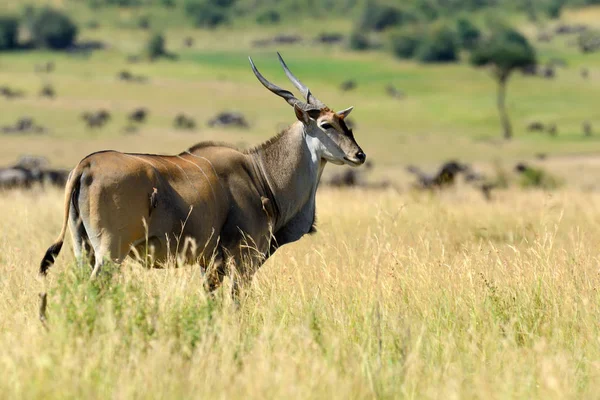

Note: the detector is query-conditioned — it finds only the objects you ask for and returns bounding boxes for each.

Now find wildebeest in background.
[527,121,545,132]
[540,65,556,79]
[39,52,366,299]
[314,33,344,45]
[340,80,356,91]
[40,168,70,188]
[39,84,55,99]
[555,24,588,35]
[1,117,47,134]
[183,36,194,48]
[0,167,38,190]
[118,70,148,83]
[174,114,196,130]
[0,155,69,190]
[547,124,558,136]
[324,161,392,190]
[208,111,249,129]
[82,110,111,129]
[386,84,405,99]
[581,68,590,79]
[128,108,148,124]
[0,86,24,99]
[273,34,302,45]
[406,161,467,190]
[583,121,593,136]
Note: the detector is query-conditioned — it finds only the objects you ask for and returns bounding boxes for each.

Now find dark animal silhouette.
[0,86,24,99]
[174,114,196,130]
[527,121,545,132]
[82,110,111,129]
[2,117,46,134]
[581,68,589,79]
[385,85,404,99]
[315,33,344,45]
[40,84,55,98]
[340,80,356,91]
[128,108,148,124]
[184,37,194,47]
[406,161,467,189]
[583,121,593,136]
[208,111,249,129]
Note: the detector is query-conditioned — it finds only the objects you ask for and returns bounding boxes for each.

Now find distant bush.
[30,8,78,50]
[0,16,19,51]
[456,17,481,49]
[161,0,176,7]
[389,28,422,59]
[146,33,166,60]
[256,10,280,25]
[416,25,459,63]
[358,1,416,32]
[348,30,371,51]
[185,0,234,28]
[546,0,564,19]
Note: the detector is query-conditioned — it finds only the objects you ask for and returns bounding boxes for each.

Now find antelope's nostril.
[356,151,366,162]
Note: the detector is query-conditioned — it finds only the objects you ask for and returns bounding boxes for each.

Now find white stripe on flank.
[177,155,217,203]
[161,158,197,191]
[184,151,225,192]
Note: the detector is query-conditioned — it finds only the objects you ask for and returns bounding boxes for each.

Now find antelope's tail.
[39,164,84,276]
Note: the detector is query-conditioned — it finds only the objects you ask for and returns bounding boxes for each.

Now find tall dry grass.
[0,186,599,399]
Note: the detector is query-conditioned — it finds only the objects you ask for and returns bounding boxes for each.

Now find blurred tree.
[416,24,458,63]
[456,17,481,49]
[349,30,371,51]
[470,28,536,139]
[546,0,565,19]
[0,16,19,51]
[146,33,167,60]
[358,0,416,32]
[389,27,422,59]
[255,9,280,25]
[185,0,234,28]
[30,8,78,50]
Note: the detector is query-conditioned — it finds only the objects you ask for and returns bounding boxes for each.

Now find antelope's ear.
[294,105,321,124]
[294,104,309,123]
[336,106,354,119]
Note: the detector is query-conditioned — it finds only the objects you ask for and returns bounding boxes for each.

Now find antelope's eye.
[320,123,333,130]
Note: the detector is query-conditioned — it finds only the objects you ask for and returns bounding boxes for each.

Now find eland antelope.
[40,53,366,293]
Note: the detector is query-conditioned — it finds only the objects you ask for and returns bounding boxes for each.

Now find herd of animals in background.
[0,150,554,205]
[0,155,69,190]
[0,58,581,196]
[1,56,595,138]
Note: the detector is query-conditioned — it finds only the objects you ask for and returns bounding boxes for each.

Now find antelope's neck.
[252,122,326,231]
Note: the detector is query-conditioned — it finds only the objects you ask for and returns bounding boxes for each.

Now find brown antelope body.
[40,53,366,292]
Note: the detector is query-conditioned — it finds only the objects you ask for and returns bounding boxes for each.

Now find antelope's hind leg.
[68,211,95,270]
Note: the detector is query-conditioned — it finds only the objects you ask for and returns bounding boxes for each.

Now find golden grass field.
[1,185,600,399]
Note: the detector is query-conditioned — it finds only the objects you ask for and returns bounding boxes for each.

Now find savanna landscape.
[2,0,600,398]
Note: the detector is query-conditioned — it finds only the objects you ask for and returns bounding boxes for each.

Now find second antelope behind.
[39,52,366,295]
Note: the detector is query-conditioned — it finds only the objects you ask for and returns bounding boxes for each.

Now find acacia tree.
[470,28,536,140]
